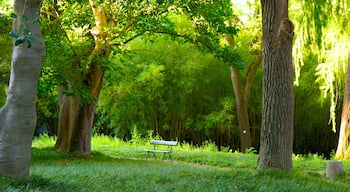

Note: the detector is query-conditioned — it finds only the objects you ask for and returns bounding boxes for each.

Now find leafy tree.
[97,36,238,148]
[258,0,295,171]
[320,0,350,160]
[289,0,350,159]
[0,0,45,180]
[42,0,237,153]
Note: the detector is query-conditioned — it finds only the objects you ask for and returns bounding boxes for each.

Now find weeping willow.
[291,0,350,132]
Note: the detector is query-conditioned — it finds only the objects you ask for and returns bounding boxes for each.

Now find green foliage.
[39,0,238,103]
[294,53,339,157]
[97,37,237,148]
[0,6,11,106]
[0,3,11,36]
[33,0,345,157]
[231,1,261,70]
[36,66,59,134]
[7,11,41,48]
[291,0,350,133]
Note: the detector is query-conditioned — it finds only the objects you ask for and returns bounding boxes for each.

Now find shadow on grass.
[31,147,120,163]
[31,147,154,168]
[1,175,79,192]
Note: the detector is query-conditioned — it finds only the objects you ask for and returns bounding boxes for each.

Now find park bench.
[145,140,178,161]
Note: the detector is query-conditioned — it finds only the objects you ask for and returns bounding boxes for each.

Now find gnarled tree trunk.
[0,0,45,180]
[258,0,295,171]
[55,2,108,153]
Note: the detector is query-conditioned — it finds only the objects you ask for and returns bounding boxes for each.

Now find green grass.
[1,135,350,191]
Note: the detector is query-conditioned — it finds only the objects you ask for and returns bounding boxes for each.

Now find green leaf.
[10,13,17,18]
[24,29,32,35]
[169,0,174,4]
[9,30,18,38]
[22,15,29,21]
[27,37,33,48]
[32,17,41,23]
[15,35,26,46]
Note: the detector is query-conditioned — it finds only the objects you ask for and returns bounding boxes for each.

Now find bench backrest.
[150,140,178,146]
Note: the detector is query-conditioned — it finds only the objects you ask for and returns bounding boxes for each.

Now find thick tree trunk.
[258,0,294,171]
[56,63,104,154]
[69,61,104,153]
[0,0,45,180]
[55,2,107,153]
[55,86,80,151]
[69,103,94,152]
[335,46,350,159]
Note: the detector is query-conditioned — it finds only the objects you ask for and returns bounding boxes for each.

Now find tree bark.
[0,0,45,180]
[69,58,104,153]
[258,0,294,171]
[55,85,80,151]
[230,66,252,152]
[335,45,350,159]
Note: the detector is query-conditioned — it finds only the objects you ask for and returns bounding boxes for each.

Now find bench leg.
[162,153,166,162]
[161,152,173,162]
[146,151,157,160]
[169,153,172,162]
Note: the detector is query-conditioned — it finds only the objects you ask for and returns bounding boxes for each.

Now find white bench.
[145,140,178,161]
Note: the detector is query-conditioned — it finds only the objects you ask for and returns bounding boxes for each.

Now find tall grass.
[1,135,349,191]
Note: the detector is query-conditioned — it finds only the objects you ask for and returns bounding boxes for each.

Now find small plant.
[130,125,144,145]
[32,134,56,148]
[147,130,162,141]
[329,149,336,160]
[200,140,218,152]
[245,147,257,155]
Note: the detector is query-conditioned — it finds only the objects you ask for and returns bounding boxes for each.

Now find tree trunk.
[55,2,108,153]
[335,46,350,159]
[230,66,252,152]
[55,86,80,151]
[258,0,294,171]
[69,60,104,153]
[0,0,45,180]
[226,35,262,153]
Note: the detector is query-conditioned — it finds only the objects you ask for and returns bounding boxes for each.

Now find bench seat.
[145,140,178,161]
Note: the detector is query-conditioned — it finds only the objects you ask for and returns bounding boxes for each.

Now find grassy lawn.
[1,135,350,191]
